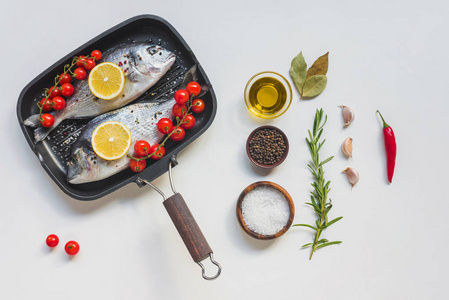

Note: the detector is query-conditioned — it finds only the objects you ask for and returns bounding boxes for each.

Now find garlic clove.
[340,105,355,126]
[342,167,359,187]
[342,137,353,158]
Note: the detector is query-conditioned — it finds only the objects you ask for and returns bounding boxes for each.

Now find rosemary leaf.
[315,241,342,250]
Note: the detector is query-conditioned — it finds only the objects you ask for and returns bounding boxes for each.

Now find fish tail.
[23,114,40,128]
[34,126,54,143]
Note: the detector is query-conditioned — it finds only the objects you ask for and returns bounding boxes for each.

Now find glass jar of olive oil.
[244,71,292,119]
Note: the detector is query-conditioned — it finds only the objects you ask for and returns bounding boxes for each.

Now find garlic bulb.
[343,167,359,187]
[342,137,353,158]
[340,105,355,126]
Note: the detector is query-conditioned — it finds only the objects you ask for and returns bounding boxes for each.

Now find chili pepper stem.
[376,110,390,129]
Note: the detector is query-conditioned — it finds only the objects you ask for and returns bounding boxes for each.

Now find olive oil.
[248,76,287,117]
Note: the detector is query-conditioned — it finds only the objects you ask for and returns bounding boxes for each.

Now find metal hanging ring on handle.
[197,253,222,280]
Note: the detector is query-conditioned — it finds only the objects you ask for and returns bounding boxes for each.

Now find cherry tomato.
[74,67,87,80]
[40,114,55,128]
[170,127,185,141]
[46,234,59,247]
[149,144,165,160]
[59,73,72,84]
[48,86,61,98]
[172,103,187,118]
[65,241,80,255]
[174,89,189,104]
[186,81,201,96]
[84,59,96,71]
[76,55,87,67]
[157,118,173,134]
[91,50,102,61]
[61,83,74,97]
[191,99,205,113]
[51,96,65,110]
[181,114,196,130]
[130,158,146,172]
[134,140,151,157]
[40,97,52,111]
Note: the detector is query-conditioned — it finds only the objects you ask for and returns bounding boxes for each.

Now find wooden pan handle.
[163,193,212,262]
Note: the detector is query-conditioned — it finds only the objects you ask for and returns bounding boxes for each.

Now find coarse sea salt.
[241,186,290,236]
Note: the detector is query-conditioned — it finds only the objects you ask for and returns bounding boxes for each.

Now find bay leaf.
[306,52,329,80]
[302,75,327,98]
[289,51,307,95]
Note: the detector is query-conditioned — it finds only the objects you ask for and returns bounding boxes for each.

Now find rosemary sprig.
[293,108,342,260]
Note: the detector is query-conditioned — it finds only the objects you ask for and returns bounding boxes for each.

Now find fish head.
[67,148,100,184]
[133,45,176,76]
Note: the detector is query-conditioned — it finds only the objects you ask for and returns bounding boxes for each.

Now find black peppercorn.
[248,128,287,165]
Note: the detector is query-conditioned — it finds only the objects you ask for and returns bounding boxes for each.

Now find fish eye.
[147,47,159,56]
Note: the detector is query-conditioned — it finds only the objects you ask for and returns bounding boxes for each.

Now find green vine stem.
[293,108,342,260]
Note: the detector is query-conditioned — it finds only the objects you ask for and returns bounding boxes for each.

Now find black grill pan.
[16,15,220,280]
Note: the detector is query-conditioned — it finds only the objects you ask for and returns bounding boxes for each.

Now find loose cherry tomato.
[74,67,87,80]
[149,144,165,160]
[174,89,189,104]
[91,50,102,61]
[170,127,185,141]
[48,86,61,98]
[40,97,52,111]
[84,59,96,71]
[39,114,55,127]
[65,241,80,255]
[59,73,72,84]
[46,234,59,247]
[51,96,65,110]
[181,114,196,130]
[76,55,87,67]
[191,99,205,113]
[157,118,173,134]
[186,82,201,96]
[61,83,74,97]
[130,158,146,172]
[134,140,151,157]
[172,103,187,118]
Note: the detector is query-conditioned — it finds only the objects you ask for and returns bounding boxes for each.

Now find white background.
[1,0,448,299]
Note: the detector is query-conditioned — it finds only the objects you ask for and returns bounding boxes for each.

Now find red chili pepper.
[377,110,397,183]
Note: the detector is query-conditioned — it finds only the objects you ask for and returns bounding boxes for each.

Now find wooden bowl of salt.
[236,181,295,240]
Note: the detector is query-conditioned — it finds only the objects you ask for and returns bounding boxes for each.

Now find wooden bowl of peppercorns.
[246,125,289,168]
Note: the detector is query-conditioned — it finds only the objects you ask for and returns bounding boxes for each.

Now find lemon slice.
[91,121,132,160]
[88,62,125,100]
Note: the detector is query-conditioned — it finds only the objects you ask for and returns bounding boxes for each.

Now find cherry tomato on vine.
[40,97,52,111]
[149,144,165,160]
[186,81,201,96]
[170,127,185,141]
[191,99,205,113]
[40,114,54,128]
[48,86,61,98]
[91,50,102,61]
[130,158,146,172]
[84,59,96,71]
[46,234,59,247]
[157,118,173,134]
[61,83,74,97]
[59,73,72,84]
[65,241,80,255]
[51,96,65,111]
[174,89,189,104]
[76,55,87,67]
[74,67,87,80]
[134,140,151,157]
[181,114,196,130]
[172,103,187,118]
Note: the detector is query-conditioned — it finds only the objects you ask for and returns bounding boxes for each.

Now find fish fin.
[181,65,198,88]
[34,126,52,143]
[23,114,40,128]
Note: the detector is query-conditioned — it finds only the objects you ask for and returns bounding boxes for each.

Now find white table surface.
[1,0,448,299]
